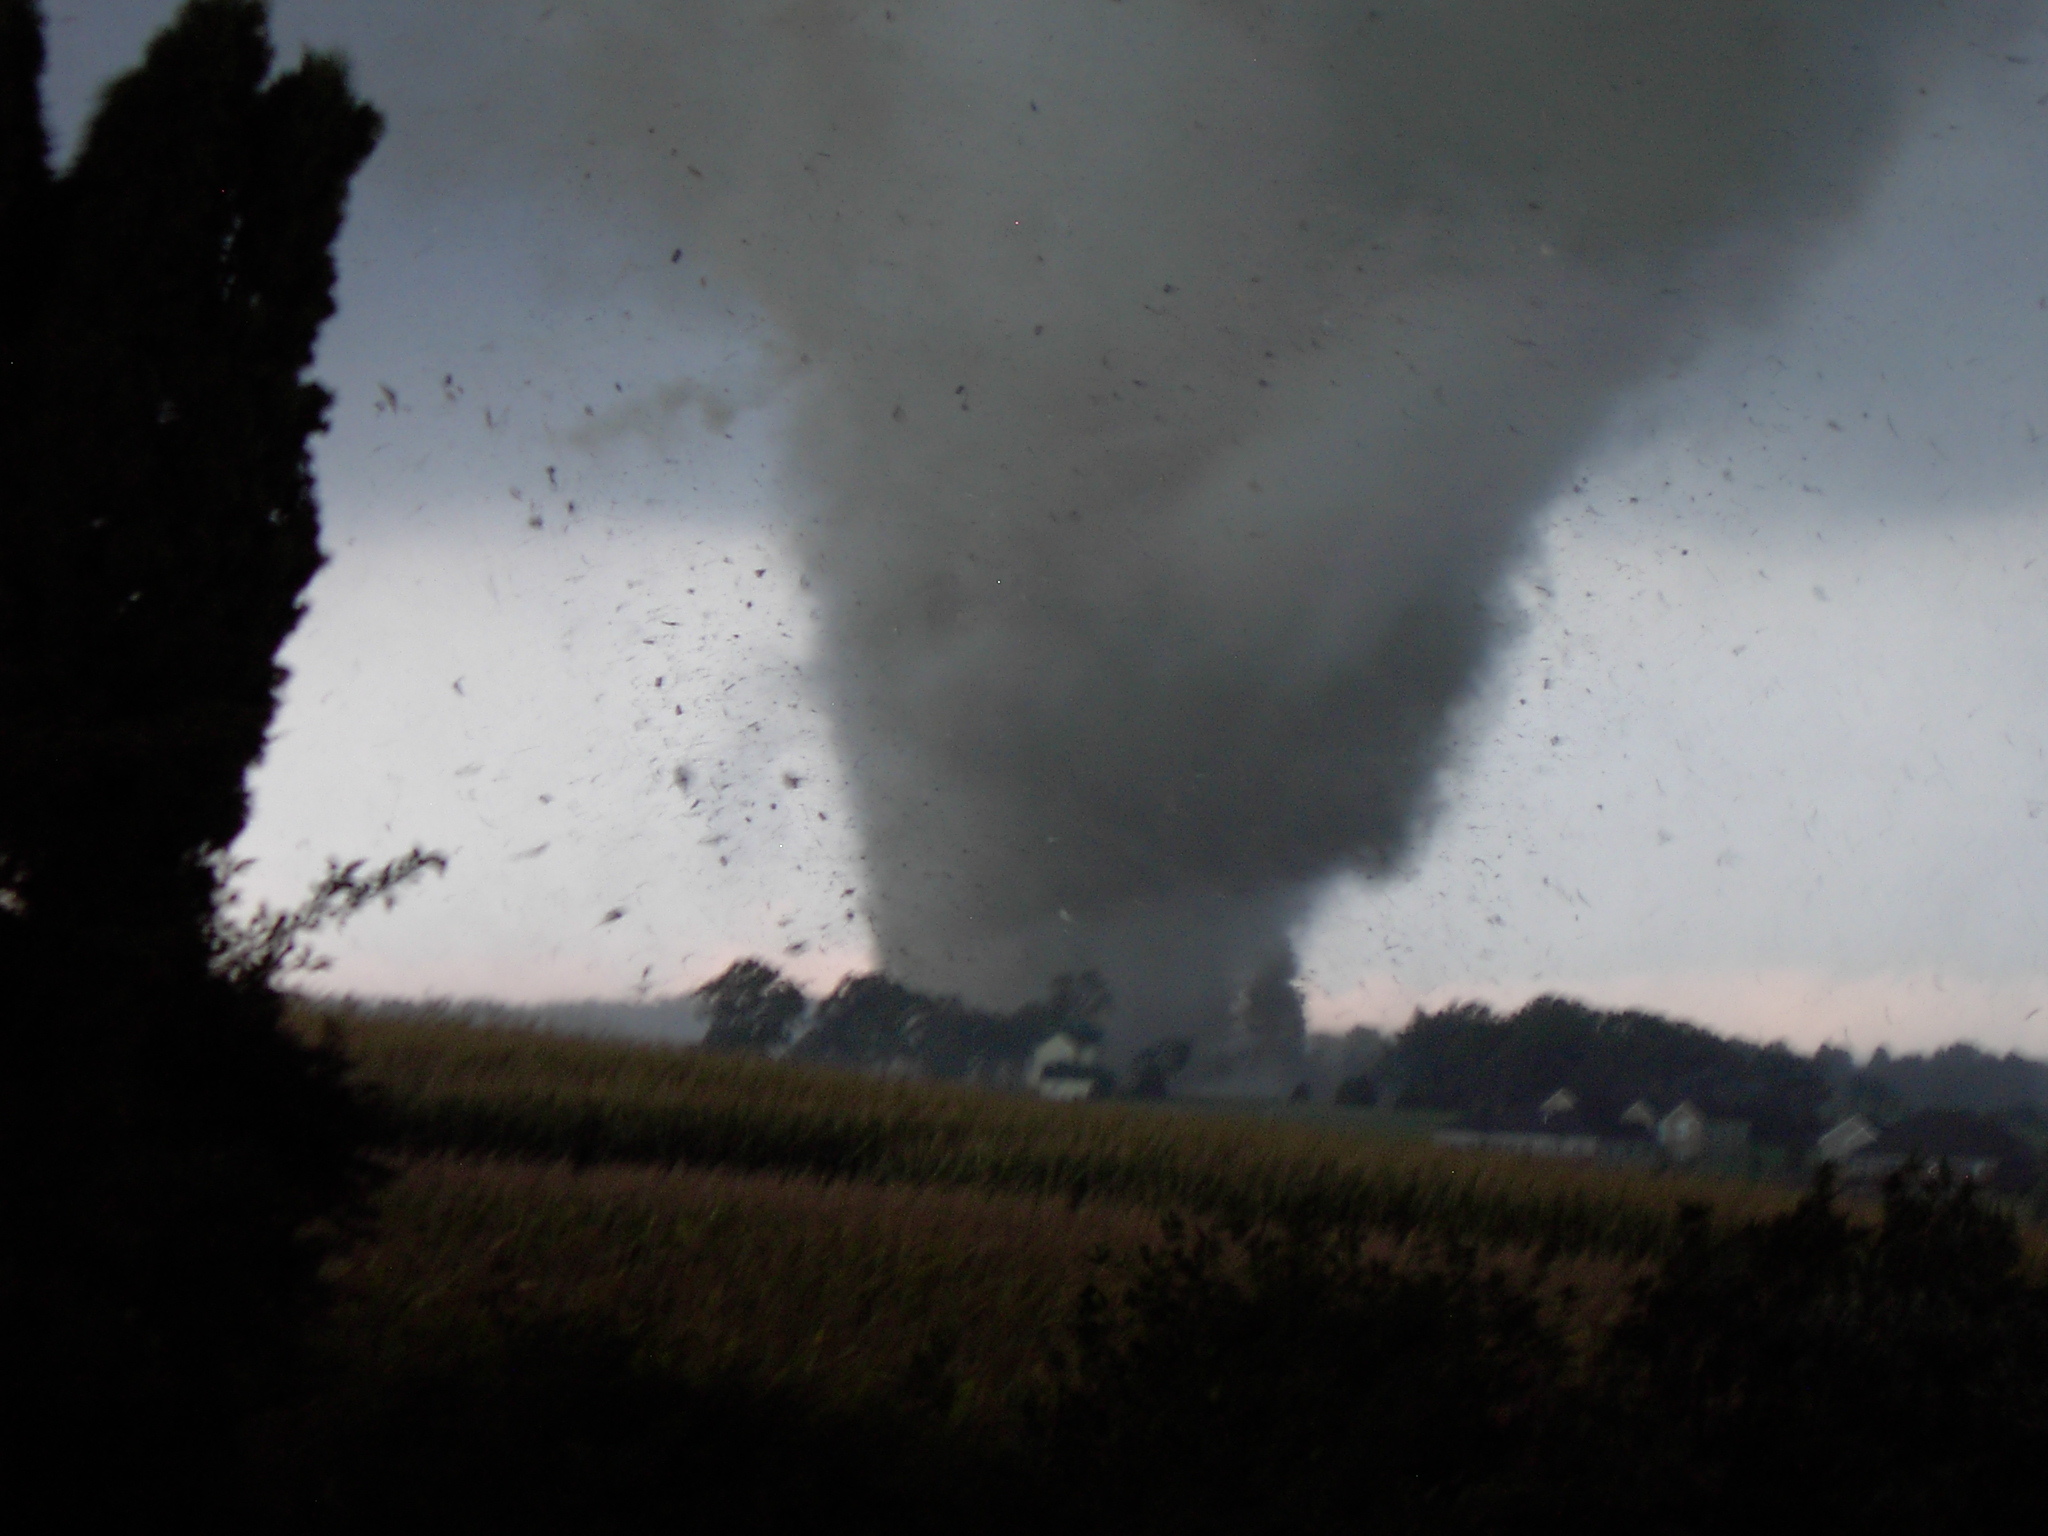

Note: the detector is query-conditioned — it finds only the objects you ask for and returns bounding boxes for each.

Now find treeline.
[1818,1040,2048,1119]
[697,959,1132,1091]
[692,962,2048,1158]
[1324,996,2047,1165]
[1378,995,1831,1148]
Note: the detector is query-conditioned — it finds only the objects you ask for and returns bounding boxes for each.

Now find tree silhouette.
[698,958,807,1054]
[1388,995,1829,1148]
[0,0,381,1510]
[1128,1037,1192,1099]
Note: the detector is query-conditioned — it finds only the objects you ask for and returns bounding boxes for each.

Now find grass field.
[302,997,1802,1263]
[270,997,1830,1439]
[241,999,2048,1527]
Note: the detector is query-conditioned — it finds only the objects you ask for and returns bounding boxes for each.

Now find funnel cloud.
[464,2,1997,1055]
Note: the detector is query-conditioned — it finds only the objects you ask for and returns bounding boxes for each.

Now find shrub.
[1598,1164,2048,1526]
[1050,1215,1566,1536]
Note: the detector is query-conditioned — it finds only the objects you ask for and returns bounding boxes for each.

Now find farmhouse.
[1656,1101,1708,1163]
[1826,1109,2039,1193]
[1026,1023,1106,1102]
[1815,1114,1881,1164]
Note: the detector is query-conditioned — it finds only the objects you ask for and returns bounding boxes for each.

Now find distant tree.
[1813,1041,1906,1124]
[796,972,931,1066]
[697,958,806,1055]
[1238,955,1306,1053]
[1856,1041,2048,1117]
[1000,971,1109,1071]
[1128,1037,1192,1099]
[791,969,1114,1083]
[1333,1073,1378,1108]
[0,0,382,1509]
[1870,1108,2040,1195]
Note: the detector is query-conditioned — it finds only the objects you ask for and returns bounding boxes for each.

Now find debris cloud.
[514,2,1989,1055]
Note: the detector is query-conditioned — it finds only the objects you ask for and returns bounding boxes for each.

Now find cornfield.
[301,997,1798,1263]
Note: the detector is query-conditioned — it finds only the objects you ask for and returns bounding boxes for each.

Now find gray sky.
[44,2,2048,1054]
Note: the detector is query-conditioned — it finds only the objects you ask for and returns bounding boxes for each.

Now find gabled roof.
[1817,1114,1880,1161]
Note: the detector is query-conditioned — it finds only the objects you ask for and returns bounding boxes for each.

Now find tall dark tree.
[698,958,807,1055]
[797,972,933,1066]
[0,0,381,1509]
[1238,954,1307,1053]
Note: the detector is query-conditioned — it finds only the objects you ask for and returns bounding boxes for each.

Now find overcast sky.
[43,2,2048,1055]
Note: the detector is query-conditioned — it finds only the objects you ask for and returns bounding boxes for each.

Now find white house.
[1815,1114,1881,1164]
[1026,1027,1103,1101]
[1657,1101,1708,1162]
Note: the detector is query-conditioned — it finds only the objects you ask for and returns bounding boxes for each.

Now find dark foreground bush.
[1050,1217,1563,1536]
[1598,1164,2048,1527]
[123,1161,2044,1532]
[246,1301,1052,1536]
[1046,1166,2048,1535]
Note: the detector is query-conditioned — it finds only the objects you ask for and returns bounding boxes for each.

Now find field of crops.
[301,998,1800,1263]
[267,996,1828,1441]
[246,1000,2048,1528]
[328,1153,1155,1433]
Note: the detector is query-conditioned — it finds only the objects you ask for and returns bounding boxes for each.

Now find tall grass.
[318,1152,1647,1439]
[326,1154,1164,1432]
[298,998,1799,1262]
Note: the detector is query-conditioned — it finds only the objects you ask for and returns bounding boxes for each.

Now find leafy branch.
[210,847,448,985]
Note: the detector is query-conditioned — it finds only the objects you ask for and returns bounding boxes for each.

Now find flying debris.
[554,1,1992,1060]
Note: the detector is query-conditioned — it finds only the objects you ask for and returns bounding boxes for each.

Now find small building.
[1834,1109,2038,1194]
[1816,1114,1881,1164]
[1026,1024,1105,1101]
[1657,1101,1708,1163]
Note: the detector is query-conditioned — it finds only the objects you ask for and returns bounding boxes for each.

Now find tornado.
[532,1,1978,1055]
